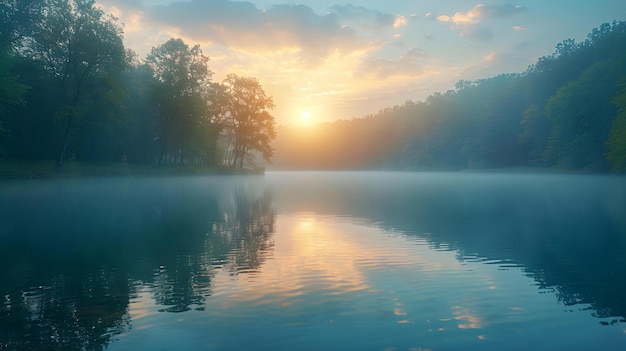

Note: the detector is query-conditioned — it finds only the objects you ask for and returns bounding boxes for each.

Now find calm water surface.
[1,172,626,350]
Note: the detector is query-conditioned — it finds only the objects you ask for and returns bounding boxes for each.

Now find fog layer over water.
[1,172,625,350]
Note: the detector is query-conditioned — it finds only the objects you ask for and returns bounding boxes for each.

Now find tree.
[221,74,276,169]
[20,0,126,169]
[0,49,28,156]
[0,1,35,157]
[544,60,623,170]
[518,104,550,164]
[606,83,626,171]
[204,82,231,166]
[117,58,160,164]
[145,38,213,166]
[0,0,40,49]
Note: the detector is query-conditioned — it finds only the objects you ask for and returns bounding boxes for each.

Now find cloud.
[95,0,143,12]
[394,16,408,28]
[147,0,368,64]
[95,0,170,52]
[462,27,494,42]
[438,4,528,27]
[436,15,451,23]
[512,26,527,31]
[328,4,407,31]
[401,48,428,61]
[96,2,145,34]
[329,4,398,28]
[471,4,528,18]
[437,13,478,25]
[436,4,526,41]
[358,48,429,80]
[424,12,438,21]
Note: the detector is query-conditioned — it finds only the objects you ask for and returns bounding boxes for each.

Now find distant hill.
[272,21,626,172]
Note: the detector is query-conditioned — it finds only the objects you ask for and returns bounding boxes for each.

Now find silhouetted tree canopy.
[221,74,276,169]
[0,1,277,171]
[2,5,626,172]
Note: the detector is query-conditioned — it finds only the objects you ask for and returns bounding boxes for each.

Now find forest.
[0,0,276,171]
[2,1,626,174]
[273,21,626,172]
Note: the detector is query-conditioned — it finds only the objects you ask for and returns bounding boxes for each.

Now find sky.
[95,0,626,125]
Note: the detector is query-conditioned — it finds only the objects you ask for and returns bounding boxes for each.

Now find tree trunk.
[55,116,73,170]
[159,133,168,166]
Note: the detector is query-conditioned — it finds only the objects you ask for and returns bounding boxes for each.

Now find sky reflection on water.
[1,172,626,350]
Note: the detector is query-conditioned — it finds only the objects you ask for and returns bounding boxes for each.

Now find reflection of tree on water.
[149,179,275,312]
[0,180,136,350]
[274,174,626,325]
[141,180,222,313]
[0,176,276,349]
[0,264,131,351]
[218,184,275,274]
[420,186,626,325]
[377,178,626,324]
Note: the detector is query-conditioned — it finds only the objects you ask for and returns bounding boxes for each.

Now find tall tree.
[117,58,160,164]
[0,49,28,156]
[0,1,35,156]
[222,74,276,169]
[20,0,126,169]
[145,38,213,166]
[203,82,231,166]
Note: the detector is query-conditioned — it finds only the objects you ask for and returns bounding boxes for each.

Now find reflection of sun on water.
[211,212,471,319]
[213,212,372,305]
[289,215,367,285]
[297,217,314,230]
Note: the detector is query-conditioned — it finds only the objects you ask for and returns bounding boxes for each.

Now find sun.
[301,111,311,122]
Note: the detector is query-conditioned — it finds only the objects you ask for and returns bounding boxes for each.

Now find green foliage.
[606,84,626,171]
[519,104,550,164]
[0,55,27,108]
[0,49,28,157]
[0,3,277,170]
[2,5,626,173]
[145,38,215,166]
[221,74,276,168]
[15,0,128,168]
[544,60,624,170]
[274,21,626,173]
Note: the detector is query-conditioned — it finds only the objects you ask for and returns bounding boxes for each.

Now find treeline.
[273,21,626,172]
[0,0,276,169]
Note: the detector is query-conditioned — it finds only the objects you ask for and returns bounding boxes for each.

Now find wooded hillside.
[273,21,626,172]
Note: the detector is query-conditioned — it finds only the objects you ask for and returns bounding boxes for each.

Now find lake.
[1,172,626,350]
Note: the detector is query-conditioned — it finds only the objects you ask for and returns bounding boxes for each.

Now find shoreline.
[0,160,264,180]
[1,160,620,180]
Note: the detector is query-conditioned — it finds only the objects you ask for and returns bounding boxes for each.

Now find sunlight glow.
[299,110,313,125]
[301,111,311,121]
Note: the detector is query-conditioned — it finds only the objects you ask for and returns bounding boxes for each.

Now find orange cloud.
[483,52,496,61]
[393,16,408,28]
[147,1,381,65]
[437,4,527,27]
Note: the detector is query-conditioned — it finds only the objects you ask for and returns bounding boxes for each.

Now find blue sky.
[96,0,626,124]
